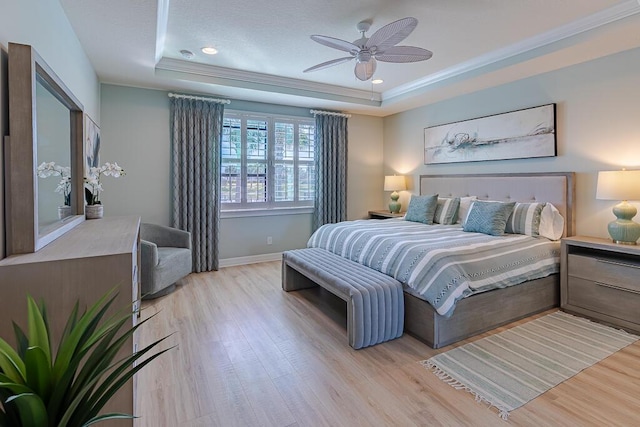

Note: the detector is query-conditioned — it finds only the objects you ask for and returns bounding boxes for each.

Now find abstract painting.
[84,114,101,174]
[424,104,556,164]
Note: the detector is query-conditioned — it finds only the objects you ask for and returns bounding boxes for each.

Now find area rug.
[421,311,638,420]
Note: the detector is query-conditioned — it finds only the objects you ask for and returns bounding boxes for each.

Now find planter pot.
[58,205,72,220]
[85,204,104,220]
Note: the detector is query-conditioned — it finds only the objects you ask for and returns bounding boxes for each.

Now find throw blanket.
[308,219,559,317]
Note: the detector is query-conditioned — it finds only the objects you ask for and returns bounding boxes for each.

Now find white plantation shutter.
[221,111,315,210]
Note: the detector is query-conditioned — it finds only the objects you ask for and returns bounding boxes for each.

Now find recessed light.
[180,49,194,59]
[371,79,384,84]
[201,47,218,55]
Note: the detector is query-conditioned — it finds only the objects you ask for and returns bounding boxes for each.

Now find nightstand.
[561,236,640,334]
[368,210,405,219]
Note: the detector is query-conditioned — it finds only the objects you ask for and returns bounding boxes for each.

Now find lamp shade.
[596,170,640,201]
[384,175,406,191]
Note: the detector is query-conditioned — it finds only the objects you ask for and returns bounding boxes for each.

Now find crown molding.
[383,0,640,102]
[153,1,640,109]
[154,0,170,63]
[155,57,382,106]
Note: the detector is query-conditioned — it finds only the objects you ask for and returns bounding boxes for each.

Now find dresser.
[561,236,640,334]
[0,216,141,426]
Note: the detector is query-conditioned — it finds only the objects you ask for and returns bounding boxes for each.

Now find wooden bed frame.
[404,172,575,348]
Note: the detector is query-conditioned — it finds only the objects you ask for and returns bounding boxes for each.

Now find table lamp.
[384,175,406,214]
[596,169,640,244]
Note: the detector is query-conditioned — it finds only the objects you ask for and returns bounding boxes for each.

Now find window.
[221,111,315,211]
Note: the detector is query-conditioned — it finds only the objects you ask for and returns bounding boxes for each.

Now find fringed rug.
[421,311,638,420]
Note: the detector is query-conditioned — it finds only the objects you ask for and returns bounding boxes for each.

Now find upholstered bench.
[282,248,404,349]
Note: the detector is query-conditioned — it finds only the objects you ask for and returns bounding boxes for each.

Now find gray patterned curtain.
[313,114,348,231]
[170,97,225,272]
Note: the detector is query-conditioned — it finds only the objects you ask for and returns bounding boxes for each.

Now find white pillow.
[457,196,478,226]
[539,203,565,240]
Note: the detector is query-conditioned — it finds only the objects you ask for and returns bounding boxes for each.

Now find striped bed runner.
[422,311,639,419]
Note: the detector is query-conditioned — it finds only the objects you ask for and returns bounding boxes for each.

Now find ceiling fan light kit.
[304,17,432,82]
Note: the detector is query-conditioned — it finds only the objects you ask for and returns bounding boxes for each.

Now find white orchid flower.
[84,161,125,204]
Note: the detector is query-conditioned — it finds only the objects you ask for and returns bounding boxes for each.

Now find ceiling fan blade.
[354,58,377,81]
[365,17,417,51]
[375,46,433,63]
[303,56,354,73]
[310,35,359,54]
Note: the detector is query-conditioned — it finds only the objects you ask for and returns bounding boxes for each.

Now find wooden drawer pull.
[595,281,640,295]
[597,258,640,270]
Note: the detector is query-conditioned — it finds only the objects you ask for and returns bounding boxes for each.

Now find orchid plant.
[84,162,126,205]
[37,162,72,206]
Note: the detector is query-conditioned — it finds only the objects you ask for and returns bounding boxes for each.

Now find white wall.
[0,0,100,259]
[100,84,383,261]
[383,47,640,240]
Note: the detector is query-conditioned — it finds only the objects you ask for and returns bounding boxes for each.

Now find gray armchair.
[140,223,193,299]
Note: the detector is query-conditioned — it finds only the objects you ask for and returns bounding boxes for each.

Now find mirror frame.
[5,42,85,255]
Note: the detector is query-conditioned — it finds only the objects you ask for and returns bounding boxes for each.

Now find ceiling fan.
[303,17,433,82]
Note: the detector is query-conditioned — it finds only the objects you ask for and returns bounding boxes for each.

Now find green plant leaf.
[82,412,135,426]
[72,310,161,400]
[68,336,173,424]
[12,321,29,359]
[26,296,52,368]
[38,299,51,344]
[0,382,34,396]
[48,291,118,422]
[2,289,170,427]
[68,316,130,399]
[57,301,80,356]
[0,339,26,383]
[5,392,48,427]
[0,406,11,426]
[52,291,117,383]
[24,346,53,402]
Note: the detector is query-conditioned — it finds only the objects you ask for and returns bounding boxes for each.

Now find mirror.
[36,78,73,233]
[6,43,85,254]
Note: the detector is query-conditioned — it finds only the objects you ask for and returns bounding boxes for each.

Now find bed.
[290,172,575,348]
[402,172,575,347]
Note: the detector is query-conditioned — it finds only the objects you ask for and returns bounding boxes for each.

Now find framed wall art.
[424,104,556,164]
[84,114,101,174]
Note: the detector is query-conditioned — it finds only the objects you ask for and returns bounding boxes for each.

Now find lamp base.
[389,191,401,214]
[608,220,640,245]
[608,201,640,245]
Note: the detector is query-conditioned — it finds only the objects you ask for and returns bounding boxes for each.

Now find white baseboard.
[219,252,283,268]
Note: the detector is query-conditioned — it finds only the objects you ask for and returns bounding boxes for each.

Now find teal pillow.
[505,202,545,236]
[434,197,460,225]
[405,194,438,224]
[463,201,516,236]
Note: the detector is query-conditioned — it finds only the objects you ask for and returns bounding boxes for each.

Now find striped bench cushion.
[282,248,404,349]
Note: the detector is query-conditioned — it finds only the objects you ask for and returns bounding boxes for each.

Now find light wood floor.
[135,261,640,426]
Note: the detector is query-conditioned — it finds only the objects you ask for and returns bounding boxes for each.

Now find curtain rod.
[310,109,351,118]
[168,93,231,104]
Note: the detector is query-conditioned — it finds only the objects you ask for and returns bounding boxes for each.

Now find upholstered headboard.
[419,172,575,237]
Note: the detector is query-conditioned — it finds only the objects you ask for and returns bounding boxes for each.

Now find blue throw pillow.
[405,194,438,224]
[463,200,516,236]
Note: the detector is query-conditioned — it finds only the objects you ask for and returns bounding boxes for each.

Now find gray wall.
[100,84,384,262]
[99,86,171,225]
[383,47,640,240]
[0,0,100,259]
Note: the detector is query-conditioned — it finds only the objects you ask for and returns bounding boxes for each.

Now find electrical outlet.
[267,236,273,245]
